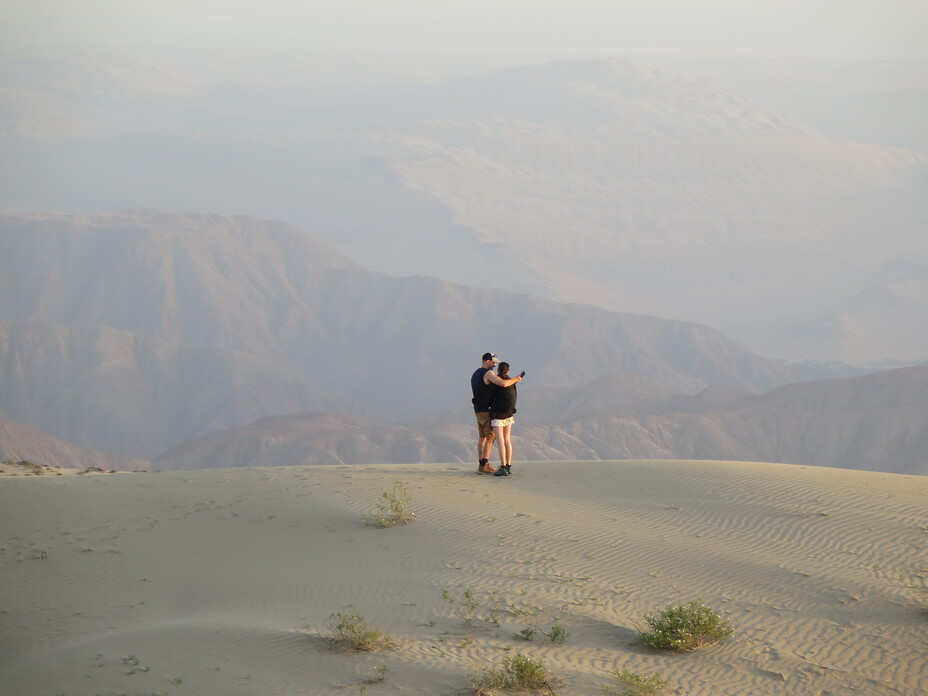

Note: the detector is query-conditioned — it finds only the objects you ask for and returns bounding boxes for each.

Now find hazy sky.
[2,0,927,59]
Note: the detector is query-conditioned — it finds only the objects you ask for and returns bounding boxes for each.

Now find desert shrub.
[638,599,733,652]
[546,624,569,643]
[325,611,395,653]
[514,627,535,641]
[604,669,670,696]
[371,481,416,527]
[472,654,557,693]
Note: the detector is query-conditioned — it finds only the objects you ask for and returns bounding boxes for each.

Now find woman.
[489,361,523,477]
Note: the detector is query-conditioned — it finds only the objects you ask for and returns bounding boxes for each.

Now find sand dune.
[1,461,925,695]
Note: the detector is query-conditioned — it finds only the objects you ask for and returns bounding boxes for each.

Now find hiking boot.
[479,463,497,474]
[493,466,509,476]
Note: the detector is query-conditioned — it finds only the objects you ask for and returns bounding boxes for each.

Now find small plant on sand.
[638,599,733,652]
[371,481,416,527]
[515,627,535,641]
[471,654,558,694]
[325,611,396,653]
[443,587,484,630]
[546,624,569,643]
[364,664,389,683]
[603,669,670,696]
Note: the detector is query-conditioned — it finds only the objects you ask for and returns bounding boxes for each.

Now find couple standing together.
[471,352,524,477]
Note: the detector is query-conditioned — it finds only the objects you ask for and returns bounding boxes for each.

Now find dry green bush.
[471,653,558,694]
[370,481,416,527]
[638,599,733,652]
[325,611,395,653]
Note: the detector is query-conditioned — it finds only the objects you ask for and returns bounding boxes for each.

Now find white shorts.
[491,417,514,427]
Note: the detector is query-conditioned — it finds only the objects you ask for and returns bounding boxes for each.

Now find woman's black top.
[488,381,517,420]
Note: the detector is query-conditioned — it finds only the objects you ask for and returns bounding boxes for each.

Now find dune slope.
[1,461,925,695]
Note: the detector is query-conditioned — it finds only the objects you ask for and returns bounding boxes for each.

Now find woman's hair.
[497,362,510,377]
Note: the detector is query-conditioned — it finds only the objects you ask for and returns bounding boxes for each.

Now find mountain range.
[150,366,928,475]
[0,211,795,456]
[2,54,925,363]
[1,211,924,475]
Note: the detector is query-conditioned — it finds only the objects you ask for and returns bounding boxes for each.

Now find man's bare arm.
[485,372,522,387]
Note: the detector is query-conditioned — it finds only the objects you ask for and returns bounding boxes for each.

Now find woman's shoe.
[493,467,509,476]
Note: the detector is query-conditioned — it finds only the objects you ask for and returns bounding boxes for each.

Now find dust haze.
[2,0,926,365]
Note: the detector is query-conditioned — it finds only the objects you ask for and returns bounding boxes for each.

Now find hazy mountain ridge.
[152,411,466,470]
[786,257,928,364]
[650,57,928,152]
[0,211,795,460]
[2,54,925,363]
[0,319,346,458]
[0,417,148,472]
[370,59,926,360]
[153,365,928,474]
[536,365,928,473]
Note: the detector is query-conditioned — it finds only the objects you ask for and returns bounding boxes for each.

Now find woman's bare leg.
[494,425,509,469]
[502,424,513,468]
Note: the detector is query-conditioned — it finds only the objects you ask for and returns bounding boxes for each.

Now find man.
[471,352,523,474]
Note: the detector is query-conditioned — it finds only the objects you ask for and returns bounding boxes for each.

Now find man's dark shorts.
[475,412,496,441]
